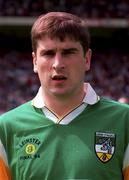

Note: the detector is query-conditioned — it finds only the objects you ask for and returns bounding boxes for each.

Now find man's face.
[32,36,92,98]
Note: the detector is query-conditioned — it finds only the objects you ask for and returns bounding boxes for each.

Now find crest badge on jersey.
[95,132,116,163]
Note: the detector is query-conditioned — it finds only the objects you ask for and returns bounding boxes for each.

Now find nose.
[52,53,65,70]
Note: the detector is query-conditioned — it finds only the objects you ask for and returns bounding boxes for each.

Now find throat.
[43,86,86,119]
[44,101,84,121]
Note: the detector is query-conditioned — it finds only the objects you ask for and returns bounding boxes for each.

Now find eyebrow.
[40,49,55,55]
[62,48,79,52]
[40,47,79,53]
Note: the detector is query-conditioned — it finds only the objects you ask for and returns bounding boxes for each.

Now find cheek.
[37,62,51,80]
[79,62,87,77]
[37,60,49,72]
[74,61,86,73]
[70,63,85,80]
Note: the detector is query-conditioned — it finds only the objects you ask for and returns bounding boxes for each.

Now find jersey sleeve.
[123,144,129,179]
[0,139,11,180]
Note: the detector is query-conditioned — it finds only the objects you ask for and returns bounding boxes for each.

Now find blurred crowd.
[0,0,129,114]
[88,52,129,101]
[0,50,129,114]
[0,0,129,18]
[0,50,39,114]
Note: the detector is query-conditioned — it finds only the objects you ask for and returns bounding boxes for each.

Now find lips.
[52,75,67,80]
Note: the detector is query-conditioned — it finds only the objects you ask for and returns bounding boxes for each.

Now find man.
[0,12,129,180]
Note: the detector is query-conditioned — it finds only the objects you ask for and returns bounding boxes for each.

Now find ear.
[85,48,92,72]
[32,52,38,73]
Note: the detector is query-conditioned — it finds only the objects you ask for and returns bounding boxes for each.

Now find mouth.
[52,75,67,81]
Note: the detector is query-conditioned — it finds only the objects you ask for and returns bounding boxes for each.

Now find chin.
[50,88,67,95]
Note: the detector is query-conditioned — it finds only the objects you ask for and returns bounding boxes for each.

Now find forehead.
[36,36,82,50]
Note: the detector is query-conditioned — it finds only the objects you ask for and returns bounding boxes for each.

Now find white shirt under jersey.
[32,83,100,125]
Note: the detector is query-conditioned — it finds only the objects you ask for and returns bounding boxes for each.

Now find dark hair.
[31,12,90,54]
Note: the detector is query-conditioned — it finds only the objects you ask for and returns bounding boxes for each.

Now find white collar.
[32,83,100,108]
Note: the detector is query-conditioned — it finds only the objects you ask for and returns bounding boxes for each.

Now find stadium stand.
[0,50,129,114]
[0,50,40,113]
[0,0,129,113]
[0,0,129,18]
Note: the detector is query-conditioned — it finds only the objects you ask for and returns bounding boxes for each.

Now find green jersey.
[0,97,129,180]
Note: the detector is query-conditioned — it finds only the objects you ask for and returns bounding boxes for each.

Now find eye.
[62,48,78,56]
[41,50,55,57]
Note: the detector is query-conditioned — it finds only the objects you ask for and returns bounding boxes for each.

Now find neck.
[42,86,86,119]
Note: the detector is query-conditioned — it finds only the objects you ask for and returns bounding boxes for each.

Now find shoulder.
[89,96,129,115]
[0,101,33,123]
[96,97,129,115]
[100,97,129,109]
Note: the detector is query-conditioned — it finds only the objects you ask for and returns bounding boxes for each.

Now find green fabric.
[0,97,129,180]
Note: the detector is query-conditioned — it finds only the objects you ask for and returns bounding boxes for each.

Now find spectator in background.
[1,51,129,113]
[118,96,129,104]
[0,12,129,180]
[0,0,129,18]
